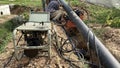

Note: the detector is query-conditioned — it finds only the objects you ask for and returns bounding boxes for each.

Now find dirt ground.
[0,40,70,68]
[0,20,120,68]
[0,5,120,68]
[0,24,83,68]
[103,27,120,62]
[0,15,16,24]
[88,23,120,62]
[10,5,41,15]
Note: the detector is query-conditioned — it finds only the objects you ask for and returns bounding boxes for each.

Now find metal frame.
[13,12,51,60]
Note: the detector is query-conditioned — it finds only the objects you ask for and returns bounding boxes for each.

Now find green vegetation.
[0,16,23,53]
[70,0,120,28]
[88,5,120,28]
[87,5,111,24]
[0,0,42,7]
[106,8,120,27]
[70,0,81,6]
[0,22,12,53]
[89,5,120,28]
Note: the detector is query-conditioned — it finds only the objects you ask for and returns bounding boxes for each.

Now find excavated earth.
[103,27,120,62]
[0,5,120,68]
[0,24,83,68]
[0,22,120,68]
[10,5,41,15]
[88,24,120,62]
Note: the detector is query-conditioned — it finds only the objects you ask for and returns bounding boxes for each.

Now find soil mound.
[10,5,30,15]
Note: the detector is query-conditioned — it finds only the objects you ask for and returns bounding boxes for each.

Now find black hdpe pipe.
[59,0,120,68]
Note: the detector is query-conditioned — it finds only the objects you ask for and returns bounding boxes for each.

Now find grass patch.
[0,0,42,7]
[85,4,120,28]
[106,8,120,28]
[0,29,11,53]
[0,14,26,53]
[70,0,120,28]
[0,17,22,53]
[87,5,111,24]
[0,23,12,53]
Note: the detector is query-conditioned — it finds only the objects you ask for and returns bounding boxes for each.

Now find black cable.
[53,15,100,67]
[57,41,98,67]
[59,26,85,68]
[60,39,75,53]
[56,26,99,67]
[16,34,23,46]
[3,52,15,68]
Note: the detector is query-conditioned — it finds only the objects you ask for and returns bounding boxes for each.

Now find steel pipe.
[59,0,120,68]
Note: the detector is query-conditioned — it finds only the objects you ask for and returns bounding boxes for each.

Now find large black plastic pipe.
[59,0,120,68]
